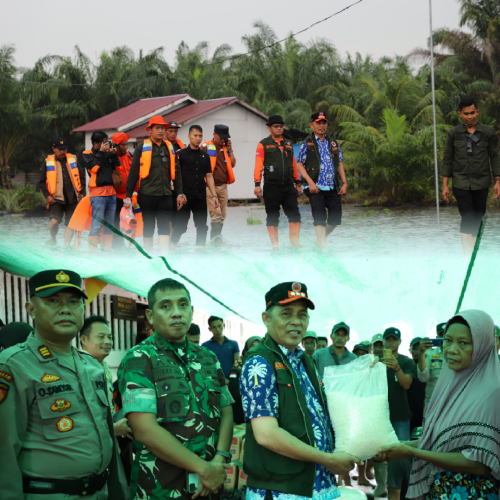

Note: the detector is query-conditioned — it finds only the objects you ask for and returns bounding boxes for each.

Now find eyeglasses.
[271,125,284,129]
[159,151,168,163]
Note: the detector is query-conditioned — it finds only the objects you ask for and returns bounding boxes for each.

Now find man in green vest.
[254,115,303,248]
[297,112,348,251]
[240,281,361,500]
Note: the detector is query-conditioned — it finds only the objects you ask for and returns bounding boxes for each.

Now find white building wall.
[176,104,269,200]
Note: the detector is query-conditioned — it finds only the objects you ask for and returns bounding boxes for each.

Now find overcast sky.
[3,0,464,70]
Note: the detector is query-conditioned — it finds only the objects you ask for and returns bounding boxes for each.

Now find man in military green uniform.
[0,269,127,500]
[441,97,500,254]
[118,278,233,500]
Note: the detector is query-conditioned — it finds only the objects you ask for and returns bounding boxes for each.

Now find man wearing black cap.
[381,327,416,500]
[201,124,236,245]
[417,323,446,414]
[241,281,360,500]
[171,124,219,249]
[38,137,86,247]
[254,115,303,248]
[0,269,127,500]
[296,113,348,251]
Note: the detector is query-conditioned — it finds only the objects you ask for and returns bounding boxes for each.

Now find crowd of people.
[35,97,500,254]
[0,271,499,500]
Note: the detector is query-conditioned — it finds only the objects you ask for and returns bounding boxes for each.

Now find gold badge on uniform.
[41,373,61,383]
[0,382,9,404]
[0,371,14,382]
[56,416,74,432]
[56,271,70,283]
[51,399,71,412]
[38,345,53,359]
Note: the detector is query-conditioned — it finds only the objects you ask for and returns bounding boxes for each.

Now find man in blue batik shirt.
[297,113,348,251]
[240,281,362,500]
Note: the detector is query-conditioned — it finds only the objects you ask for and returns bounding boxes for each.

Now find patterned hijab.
[407,310,500,499]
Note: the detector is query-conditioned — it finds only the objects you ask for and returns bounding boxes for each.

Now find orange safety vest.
[203,141,235,185]
[139,139,176,185]
[132,193,143,237]
[68,195,92,232]
[45,154,82,195]
[174,138,186,150]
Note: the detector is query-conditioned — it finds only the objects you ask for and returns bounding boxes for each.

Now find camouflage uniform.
[118,332,234,500]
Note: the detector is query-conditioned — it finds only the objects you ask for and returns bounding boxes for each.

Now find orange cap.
[112,132,130,145]
[146,116,168,130]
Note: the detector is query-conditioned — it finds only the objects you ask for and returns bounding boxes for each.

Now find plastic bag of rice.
[323,354,399,460]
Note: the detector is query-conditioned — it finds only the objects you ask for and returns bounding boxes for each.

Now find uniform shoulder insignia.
[41,372,61,383]
[38,345,53,359]
[0,382,9,404]
[0,371,14,382]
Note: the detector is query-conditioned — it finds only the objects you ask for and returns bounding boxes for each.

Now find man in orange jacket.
[38,137,85,247]
[254,115,302,249]
[112,132,133,248]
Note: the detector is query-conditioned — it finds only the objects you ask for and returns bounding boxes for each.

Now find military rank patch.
[0,382,9,404]
[0,371,14,382]
[41,373,61,383]
[56,416,74,432]
[50,399,71,412]
[38,346,53,359]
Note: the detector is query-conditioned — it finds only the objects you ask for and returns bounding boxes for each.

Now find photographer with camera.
[83,130,120,250]
[201,124,236,246]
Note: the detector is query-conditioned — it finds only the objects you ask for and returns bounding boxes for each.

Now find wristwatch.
[342,182,348,185]
[216,450,232,463]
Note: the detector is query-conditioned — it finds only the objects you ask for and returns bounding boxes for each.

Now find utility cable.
[6,0,365,87]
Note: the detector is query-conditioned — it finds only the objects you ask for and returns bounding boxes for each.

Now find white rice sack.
[323,354,399,460]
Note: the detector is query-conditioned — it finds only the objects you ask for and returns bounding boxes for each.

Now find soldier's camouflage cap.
[29,270,87,299]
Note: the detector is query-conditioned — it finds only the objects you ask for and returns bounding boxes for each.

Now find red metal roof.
[71,94,190,132]
[127,97,264,138]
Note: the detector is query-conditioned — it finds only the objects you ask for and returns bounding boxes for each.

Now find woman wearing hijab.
[379,310,500,499]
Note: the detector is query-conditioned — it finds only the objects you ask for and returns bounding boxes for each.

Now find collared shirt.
[440,123,500,190]
[118,333,233,499]
[312,345,357,378]
[201,336,240,379]
[201,144,227,186]
[0,332,113,500]
[387,353,417,421]
[417,347,445,414]
[177,146,213,199]
[241,345,340,500]
[126,140,182,198]
[297,137,344,190]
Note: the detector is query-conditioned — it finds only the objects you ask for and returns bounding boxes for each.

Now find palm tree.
[247,361,268,387]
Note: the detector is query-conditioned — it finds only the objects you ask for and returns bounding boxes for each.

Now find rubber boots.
[88,236,100,251]
[210,222,223,246]
[289,222,302,247]
[100,235,113,251]
[267,226,279,248]
[373,461,388,498]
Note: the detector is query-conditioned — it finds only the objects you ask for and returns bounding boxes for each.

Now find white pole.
[429,0,440,225]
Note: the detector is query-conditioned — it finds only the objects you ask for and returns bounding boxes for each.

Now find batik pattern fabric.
[241,345,340,500]
[425,470,500,499]
[297,137,344,190]
[118,333,233,500]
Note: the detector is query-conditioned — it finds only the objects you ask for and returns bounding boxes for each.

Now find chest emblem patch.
[274,362,288,371]
[41,373,61,383]
[51,399,71,412]
[56,416,74,432]
[0,382,9,404]
[169,400,182,414]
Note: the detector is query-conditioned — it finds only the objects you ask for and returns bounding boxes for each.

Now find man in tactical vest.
[254,115,303,248]
[0,269,128,500]
[201,124,237,246]
[39,137,85,247]
[240,281,361,500]
[297,112,348,251]
[118,278,233,500]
